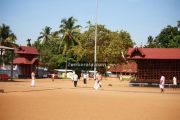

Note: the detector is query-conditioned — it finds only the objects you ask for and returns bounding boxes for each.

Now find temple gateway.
[13,46,40,78]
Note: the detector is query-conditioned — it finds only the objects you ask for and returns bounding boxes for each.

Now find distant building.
[109,61,137,76]
[127,47,180,83]
[13,46,40,78]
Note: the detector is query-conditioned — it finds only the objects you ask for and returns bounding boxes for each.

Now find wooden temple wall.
[19,64,36,78]
[19,65,31,78]
[136,59,180,83]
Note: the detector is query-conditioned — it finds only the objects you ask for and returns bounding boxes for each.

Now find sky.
[0,0,180,46]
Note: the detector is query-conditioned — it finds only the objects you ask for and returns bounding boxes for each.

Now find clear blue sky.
[0,0,180,46]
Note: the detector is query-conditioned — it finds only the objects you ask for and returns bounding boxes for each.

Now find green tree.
[144,36,157,48]
[32,18,134,69]
[147,36,153,44]
[38,26,52,44]
[177,20,180,29]
[50,31,62,53]
[104,31,133,63]
[59,16,81,55]
[119,31,134,50]
[80,24,134,63]
[169,35,180,48]
[0,24,17,65]
[33,26,64,69]
[156,25,179,48]
[145,20,180,48]
[0,24,17,47]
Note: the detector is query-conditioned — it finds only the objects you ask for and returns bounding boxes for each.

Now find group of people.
[30,71,178,92]
[71,71,102,90]
[159,76,177,93]
[30,70,103,90]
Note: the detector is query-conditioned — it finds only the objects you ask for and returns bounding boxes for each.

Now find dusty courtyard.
[0,78,180,120]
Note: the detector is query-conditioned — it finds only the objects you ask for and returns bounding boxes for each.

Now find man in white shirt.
[73,73,78,87]
[159,75,165,93]
[83,73,87,84]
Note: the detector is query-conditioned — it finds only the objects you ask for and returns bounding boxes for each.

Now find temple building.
[13,46,40,78]
[127,47,180,83]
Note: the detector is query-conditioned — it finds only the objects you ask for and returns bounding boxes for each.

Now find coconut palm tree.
[38,26,52,44]
[59,16,81,54]
[0,24,17,47]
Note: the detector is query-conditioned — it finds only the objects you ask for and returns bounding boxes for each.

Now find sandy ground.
[0,78,180,120]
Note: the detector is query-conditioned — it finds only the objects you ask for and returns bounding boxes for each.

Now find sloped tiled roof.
[13,57,39,65]
[109,61,137,73]
[127,48,180,59]
[15,46,39,55]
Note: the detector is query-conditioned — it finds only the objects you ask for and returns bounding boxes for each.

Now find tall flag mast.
[94,0,98,79]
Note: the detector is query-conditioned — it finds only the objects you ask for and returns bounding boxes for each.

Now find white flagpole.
[94,0,98,79]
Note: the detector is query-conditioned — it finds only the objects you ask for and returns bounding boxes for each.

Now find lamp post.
[94,0,98,79]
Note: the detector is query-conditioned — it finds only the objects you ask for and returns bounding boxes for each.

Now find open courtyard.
[0,78,180,120]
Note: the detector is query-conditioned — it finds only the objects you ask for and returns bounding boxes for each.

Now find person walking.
[173,76,177,89]
[98,72,102,88]
[73,73,78,87]
[94,72,102,90]
[119,73,123,81]
[52,73,55,82]
[159,75,165,93]
[87,72,89,81]
[83,72,87,84]
[31,71,36,87]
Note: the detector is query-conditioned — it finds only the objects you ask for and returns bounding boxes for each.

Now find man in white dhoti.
[94,72,102,90]
[173,76,177,89]
[159,75,165,93]
[31,71,35,87]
